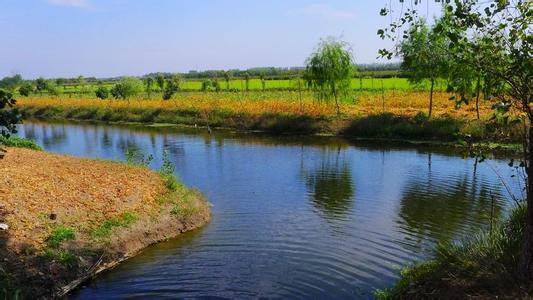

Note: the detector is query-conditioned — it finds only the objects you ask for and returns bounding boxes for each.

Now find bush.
[110,77,143,100]
[95,86,109,100]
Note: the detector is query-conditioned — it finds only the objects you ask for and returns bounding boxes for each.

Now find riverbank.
[0,147,210,298]
[17,95,521,144]
[375,203,532,299]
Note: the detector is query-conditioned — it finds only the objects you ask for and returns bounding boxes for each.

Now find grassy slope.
[0,148,210,298]
[375,203,531,299]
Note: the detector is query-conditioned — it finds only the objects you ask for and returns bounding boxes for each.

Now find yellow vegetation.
[18,91,495,119]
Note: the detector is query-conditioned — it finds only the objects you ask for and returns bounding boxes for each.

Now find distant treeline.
[146,63,402,81]
[0,63,402,89]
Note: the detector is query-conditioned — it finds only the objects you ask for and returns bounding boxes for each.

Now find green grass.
[376,202,529,298]
[17,77,447,97]
[0,136,43,151]
[93,212,138,238]
[47,225,76,249]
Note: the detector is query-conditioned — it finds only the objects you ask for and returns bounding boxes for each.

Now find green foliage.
[110,77,143,100]
[45,80,60,96]
[35,77,48,94]
[376,203,527,298]
[306,37,356,114]
[125,148,153,167]
[162,75,181,100]
[93,212,138,238]
[0,89,20,158]
[156,74,165,91]
[0,90,19,138]
[400,19,448,86]
[95,86,109,100]
[47,225,75,249]
[0,74,22,91]
[0,136,43,150]
[18,82,33,97]
[159,149,179,191]
[144,77,154,96]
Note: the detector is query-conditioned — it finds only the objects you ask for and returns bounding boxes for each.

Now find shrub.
[95,86,109,100]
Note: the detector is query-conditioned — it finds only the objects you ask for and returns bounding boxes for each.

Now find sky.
[1,0,442,79]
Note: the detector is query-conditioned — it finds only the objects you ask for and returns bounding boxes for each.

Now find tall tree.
[399,19,448,117]
[379,0,532,277]
[305,37,356,115]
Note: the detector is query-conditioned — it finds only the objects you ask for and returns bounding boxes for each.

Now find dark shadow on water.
[300,145,355,220]
[397,153,506,253]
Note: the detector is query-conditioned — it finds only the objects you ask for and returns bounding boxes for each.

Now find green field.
[51,77,446,96]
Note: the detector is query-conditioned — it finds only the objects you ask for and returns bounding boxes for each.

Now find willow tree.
[379,0,532,277]
[306,38,356,115]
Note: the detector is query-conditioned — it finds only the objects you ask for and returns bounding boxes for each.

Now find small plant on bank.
[0,136,43,151]
[159,149,179,191]
[125,149,153,167]
[93,212,138,238]
[47,225,75,249]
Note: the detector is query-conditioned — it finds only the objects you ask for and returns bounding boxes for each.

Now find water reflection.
[301,146,355,219]
[397,152,506,252]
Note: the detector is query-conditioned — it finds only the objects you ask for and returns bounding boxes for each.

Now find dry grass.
[17,91,495,119]
[0,148,211,298]
[0,148,166,251]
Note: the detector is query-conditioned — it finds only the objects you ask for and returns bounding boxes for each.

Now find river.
[17,121,522,299]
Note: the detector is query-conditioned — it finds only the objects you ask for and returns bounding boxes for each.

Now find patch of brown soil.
[0,148,210,298]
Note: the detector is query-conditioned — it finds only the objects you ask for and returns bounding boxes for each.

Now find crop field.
[18,90,492,120]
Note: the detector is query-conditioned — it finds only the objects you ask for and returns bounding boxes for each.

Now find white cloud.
[300,4,357,21]
[46,0,90,8]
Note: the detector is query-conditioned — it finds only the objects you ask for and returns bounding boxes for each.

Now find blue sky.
[1,0,442,78]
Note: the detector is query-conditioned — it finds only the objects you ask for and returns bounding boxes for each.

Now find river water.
[17,121,522,299]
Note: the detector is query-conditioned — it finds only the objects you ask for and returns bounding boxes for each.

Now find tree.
[201,79,212,92]
[399,19,448,117]
[18,82,34,97]
[223,71,232,90]
[305,37,356,114]
[35,77,48,95]
[45,80,60,96]
[95,86,109,100]
[244,73,250,91]
[162,75,181,100]
[0,89,21,159]
[0,74,23,91]
[110,77,143,100]
[156,74,165,91]
[144,77,154,98]
[379,0,532,278]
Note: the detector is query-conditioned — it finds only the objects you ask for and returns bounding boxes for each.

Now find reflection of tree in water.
[398,154,505,251]
[301,146,354,219]
[40,124,67,147]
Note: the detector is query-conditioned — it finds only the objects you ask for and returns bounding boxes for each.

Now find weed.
[93,212,138,238]
[0,136,43,151]
[47,226,75,249]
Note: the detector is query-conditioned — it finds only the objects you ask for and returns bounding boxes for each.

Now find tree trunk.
[522,124,533,279]
[475,75,481,120]
[428,78,434,118]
